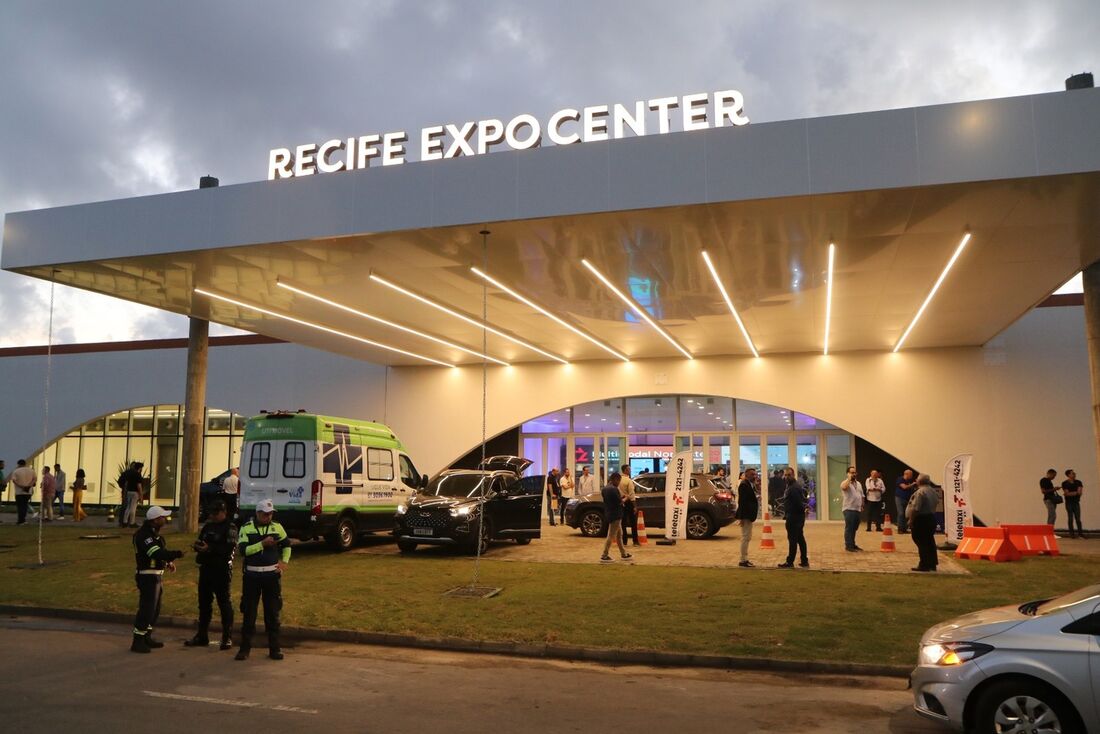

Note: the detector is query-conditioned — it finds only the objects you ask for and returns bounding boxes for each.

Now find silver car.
[911,584,1100,733]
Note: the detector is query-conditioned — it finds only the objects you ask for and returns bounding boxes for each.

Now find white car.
[911,584,1100,733]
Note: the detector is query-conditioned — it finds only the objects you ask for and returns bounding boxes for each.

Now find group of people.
[1040,468,1086,538]
[1,459,89,524]
[130,497,291,661]
[544,465,597,526]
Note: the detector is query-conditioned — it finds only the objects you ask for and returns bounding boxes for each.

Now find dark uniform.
[187,517,238,648]
[236,517,291,659]
[781,480,809,567]
[131,520,183,652]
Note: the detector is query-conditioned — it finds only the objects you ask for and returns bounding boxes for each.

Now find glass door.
[826,434,852,521]
[765,435,790,515]
[796,434,821,520]
[602,435,626,483]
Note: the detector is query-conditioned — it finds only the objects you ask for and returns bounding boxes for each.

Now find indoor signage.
[267,89,749,180]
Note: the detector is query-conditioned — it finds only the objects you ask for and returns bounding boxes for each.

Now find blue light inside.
[627,277,661,322]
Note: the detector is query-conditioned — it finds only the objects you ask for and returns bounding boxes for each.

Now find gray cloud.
[1,0,1097,346]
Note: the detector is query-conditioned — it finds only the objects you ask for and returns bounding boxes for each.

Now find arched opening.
[14,404,248,508]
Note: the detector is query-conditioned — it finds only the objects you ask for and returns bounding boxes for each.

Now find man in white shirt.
[576,466,597,497]
[9,460,36,525]
[221,467,240,520]
[619,465,638,546]
[864,469,886,532]
[840,466,864,552]
[54,464,68,519]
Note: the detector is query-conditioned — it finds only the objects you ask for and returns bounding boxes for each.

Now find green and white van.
[238,411,427,551]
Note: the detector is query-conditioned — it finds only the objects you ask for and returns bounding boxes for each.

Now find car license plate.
[413,528,433,537]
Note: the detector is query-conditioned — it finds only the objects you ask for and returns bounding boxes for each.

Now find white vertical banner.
[945,453,974,544]
[665,450,693,540]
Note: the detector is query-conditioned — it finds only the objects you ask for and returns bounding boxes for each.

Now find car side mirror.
[497,488,510,498]
[420,474,429,489]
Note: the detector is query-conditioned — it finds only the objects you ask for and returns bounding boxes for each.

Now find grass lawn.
[0,523,1091,667]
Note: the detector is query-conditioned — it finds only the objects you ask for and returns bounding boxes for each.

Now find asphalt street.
[0,615,942,733]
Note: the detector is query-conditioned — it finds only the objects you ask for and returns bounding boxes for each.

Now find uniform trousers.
[240,572,282,650]
[197,565,233,636]
[133,574,163,634]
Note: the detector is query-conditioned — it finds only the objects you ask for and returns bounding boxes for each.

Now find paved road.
[0,615,942,733]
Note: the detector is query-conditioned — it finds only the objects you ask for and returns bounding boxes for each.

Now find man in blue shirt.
[600,473,632,563]
[894,469,918,534]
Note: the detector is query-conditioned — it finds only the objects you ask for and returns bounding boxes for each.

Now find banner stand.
[662,450,693,546]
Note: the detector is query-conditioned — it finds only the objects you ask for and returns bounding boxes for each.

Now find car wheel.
[326,516,357,552]
[396,540,417,553]
[469,518,491,555]
[686,511,713,539]
[514,537,531,545]
[580,510,606,538]
[975,679,1081,734]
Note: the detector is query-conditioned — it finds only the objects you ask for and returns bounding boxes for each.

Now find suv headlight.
[565,498,579,508]
[395,504,408,515]
[449,506,473,518]
[919,641,993,666]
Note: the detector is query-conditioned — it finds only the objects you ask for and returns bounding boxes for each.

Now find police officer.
[185,499,238,650]
[131,506,184,653]
[236,499,291,661]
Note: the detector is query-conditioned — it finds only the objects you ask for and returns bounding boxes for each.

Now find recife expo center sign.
[267,89,749,179]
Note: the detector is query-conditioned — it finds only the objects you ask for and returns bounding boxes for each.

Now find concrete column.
[178,316,209,533]
[1083,263,1100,492]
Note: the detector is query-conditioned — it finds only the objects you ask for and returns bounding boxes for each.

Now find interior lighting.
[277,281,509,366]
[700,250,759,358]
[824,243,836,356]
[470,266,629,361]
[581,259,693,359]
[194,288,454,367]
[893,232,972,353]
[368,273,568,364]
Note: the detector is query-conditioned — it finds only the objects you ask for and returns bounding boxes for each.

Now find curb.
[0,603,911,679]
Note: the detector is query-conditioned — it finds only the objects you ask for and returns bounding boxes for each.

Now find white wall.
[0,307,1094,528]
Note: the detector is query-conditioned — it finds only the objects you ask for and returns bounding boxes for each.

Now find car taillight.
[311,480,323,516]
[714,491,733,502]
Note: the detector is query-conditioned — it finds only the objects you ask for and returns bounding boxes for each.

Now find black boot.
[219,633,233,651]
[235,638,250,660]
[184,632,210,647]
[130,633,152,654]
[144,632,164,649]
[268,633,283,660]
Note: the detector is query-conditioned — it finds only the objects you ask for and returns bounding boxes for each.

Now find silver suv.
[911,584,1100,733]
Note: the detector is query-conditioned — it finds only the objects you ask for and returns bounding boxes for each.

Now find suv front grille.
[405,511,451,529]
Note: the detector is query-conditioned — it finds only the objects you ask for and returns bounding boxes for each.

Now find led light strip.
[470,266,630,362]
[368,273,568,364]
[893,232,972,353]
[193,288,454,367]
[580,259,693,360]
[276,281,509,366]
[700,250,759,358]
[824,243,836,356]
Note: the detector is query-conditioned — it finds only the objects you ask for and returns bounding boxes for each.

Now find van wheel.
[397,540,417,553]
[580,510,606,537]
[686,511,713,539]
[974,679,1081,734]
[326,516,357,552]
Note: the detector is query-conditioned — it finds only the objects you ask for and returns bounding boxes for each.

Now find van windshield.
[426,474,492,498]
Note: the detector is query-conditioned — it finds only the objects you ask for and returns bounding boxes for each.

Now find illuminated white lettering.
[268,148,294,180]
[582,105,609,142]
[294,143,317,176]
[505,114,541,150]
[548,108,580,145]
[714,89,749,127]
[317,139,346,174]
[647,96,679,134]
[421,125,445,161]
[477,119,505,154]
[613,101,645,138]
[681,92,709,131]
[444,122,477,158]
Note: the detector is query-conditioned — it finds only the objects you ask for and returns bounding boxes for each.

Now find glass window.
[107,411,129,435]
[103,437,128,497]
[283,441,306,478]
[707,435,731,476]
[628,434,673,475]
[796,435,820,520]
[826,435,852,521]
[367,448,394,481]
[399,454,420,489]
[81,437,104,504]
[249,442,270,478]
[521,408,571,433]
[232,414,247,433]
[547,437,567,474]
[794,413,837,430]
[204,436,231,480]
[522,437,543,477]
[230,435,244,471]
[156,405,181,436]
[128,435,153,480]
[573,399,623,432]
[679,396,734,431]
[152,436,179,503]
[83,417,105,435]
[206,409,232,434]
[131,409,155,434]
[55,436,80,486]
[739,435,761,475]
[625,396,676,432]
[736,400,793,431]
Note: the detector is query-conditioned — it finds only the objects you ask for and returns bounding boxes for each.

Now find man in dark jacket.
[131,506,185,653]
[777,468,810,569]
[185,500,238,650]
[735,467,760,567]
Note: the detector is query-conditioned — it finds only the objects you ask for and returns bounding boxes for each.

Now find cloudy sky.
[0,0,1096,346]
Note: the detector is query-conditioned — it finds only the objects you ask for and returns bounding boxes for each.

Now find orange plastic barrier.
[1001,524,1060,556]
[955,527,1022,562]
[880,514,896,553]
[636,510,649,546]
[759,512,776,549]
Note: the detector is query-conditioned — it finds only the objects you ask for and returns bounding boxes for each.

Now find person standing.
[236,499,291,661]
[220,467,240,521]
[599,472,631,563]
[894,470,917,534]
[735,467,760,567]
[558,468,574,525]
[131,506,185,653]
[713,467,730,490]
[840,466,864,552]
[767,469,785,516]
[1040,468,1060,526]
[185,500,238,650]
[70,469,88,522]
[1062,469,1085,539]
[907,475,940,572]
[619,464,638,547]
[777,468,809,568]
[577,465,597,497]
[39,466,56,522]
[120,462,145,528]
[545,468,560,526]
[864,469,885,531]
[10,460,35,525]
[53,464,67,519]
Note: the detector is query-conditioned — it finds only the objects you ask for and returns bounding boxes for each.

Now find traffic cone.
[636,510,649,546]
[880,514,896,553]
[759,512,776,549]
